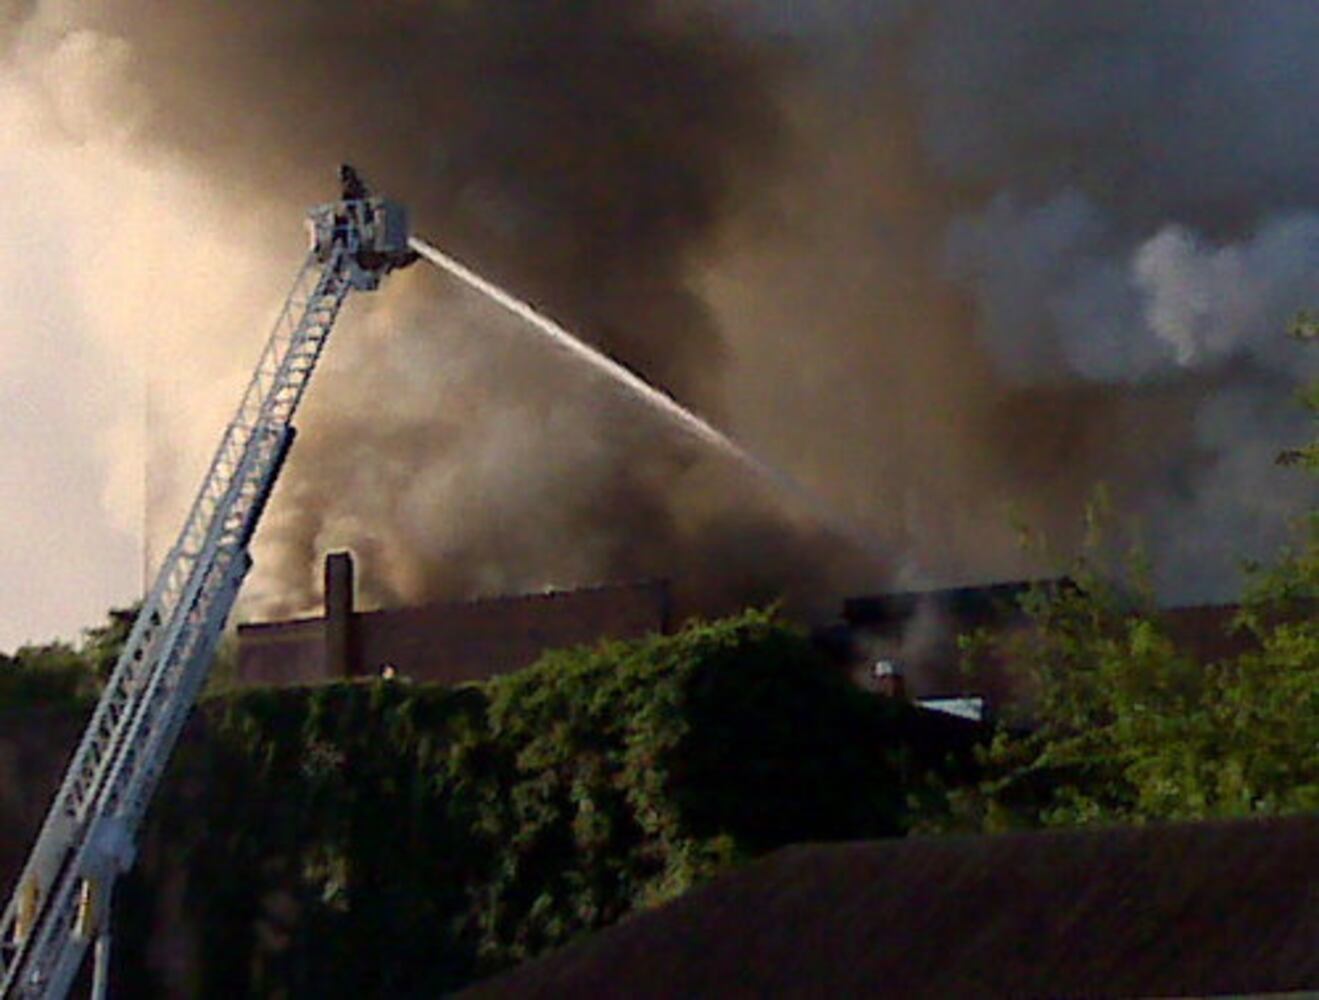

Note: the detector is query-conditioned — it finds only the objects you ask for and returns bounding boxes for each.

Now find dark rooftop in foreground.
[464,814,1319,999]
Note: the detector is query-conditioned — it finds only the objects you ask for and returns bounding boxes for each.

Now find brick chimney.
[324,551,356,678]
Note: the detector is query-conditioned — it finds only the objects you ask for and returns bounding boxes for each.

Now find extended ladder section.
[0,183,415,999]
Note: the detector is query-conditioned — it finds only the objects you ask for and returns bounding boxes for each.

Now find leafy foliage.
[958,565,1317,828]
[81,606,138,684]
[115,609,973,996]
[0,642,99,710]
[0,605,137,710]
[954,326,1318,829]
[120,681,492,997]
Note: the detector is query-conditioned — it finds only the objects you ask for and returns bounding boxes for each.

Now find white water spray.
[409,237,885,564]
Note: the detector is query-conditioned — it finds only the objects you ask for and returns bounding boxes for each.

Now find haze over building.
[0,2,1316,650]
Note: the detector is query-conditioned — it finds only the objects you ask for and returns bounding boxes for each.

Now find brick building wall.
[236,553,672,687]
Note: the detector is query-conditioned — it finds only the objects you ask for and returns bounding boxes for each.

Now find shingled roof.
[465,815,1319,998]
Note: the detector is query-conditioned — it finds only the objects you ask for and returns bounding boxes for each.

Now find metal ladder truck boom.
[0,167,417,999]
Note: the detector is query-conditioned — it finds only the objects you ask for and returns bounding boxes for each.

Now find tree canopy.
[111,609,977,996]
[950,323,1318,829]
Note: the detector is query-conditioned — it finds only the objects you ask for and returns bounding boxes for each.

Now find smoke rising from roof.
[709,1,1317,598]
[0,1,1315,639]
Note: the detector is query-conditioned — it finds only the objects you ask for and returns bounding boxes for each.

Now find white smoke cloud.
[944,191,1168,382]
[918,0,1319,578]
[1133,215,1319,372]
[944,195,1318,600]
[949,195,1319,385]
[716,1,1319,603]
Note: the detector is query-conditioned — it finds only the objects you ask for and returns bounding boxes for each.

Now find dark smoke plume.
[72,0,778,407]
[8,0,866,618]
[4,0,1315,625]
[707,0,1317,600]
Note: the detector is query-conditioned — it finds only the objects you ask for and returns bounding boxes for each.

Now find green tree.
[81,605,138,684]
[0,641,99,709]
[474,609,938,964]
[0,605,138,709]
[116,609,975,996]
[955,325,1317,829]
[955,548,1316,829]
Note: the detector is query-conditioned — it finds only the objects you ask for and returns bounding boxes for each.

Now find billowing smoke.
[2,0,869,622]
[707,0,1316,600]
[1,1,1315,646]
[78,0,779,405]
[912,1,1319,596]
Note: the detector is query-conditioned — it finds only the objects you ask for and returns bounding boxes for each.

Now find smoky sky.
[69,0,780,408]
[1,0,1315,641]
[39,0,853,619]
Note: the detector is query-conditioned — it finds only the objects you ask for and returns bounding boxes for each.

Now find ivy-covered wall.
[12,611,977,996]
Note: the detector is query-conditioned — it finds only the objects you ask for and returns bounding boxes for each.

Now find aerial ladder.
[0,167,417,999]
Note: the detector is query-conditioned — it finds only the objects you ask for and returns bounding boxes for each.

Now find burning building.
[235,552,673,686]
[237,554,1246,717]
